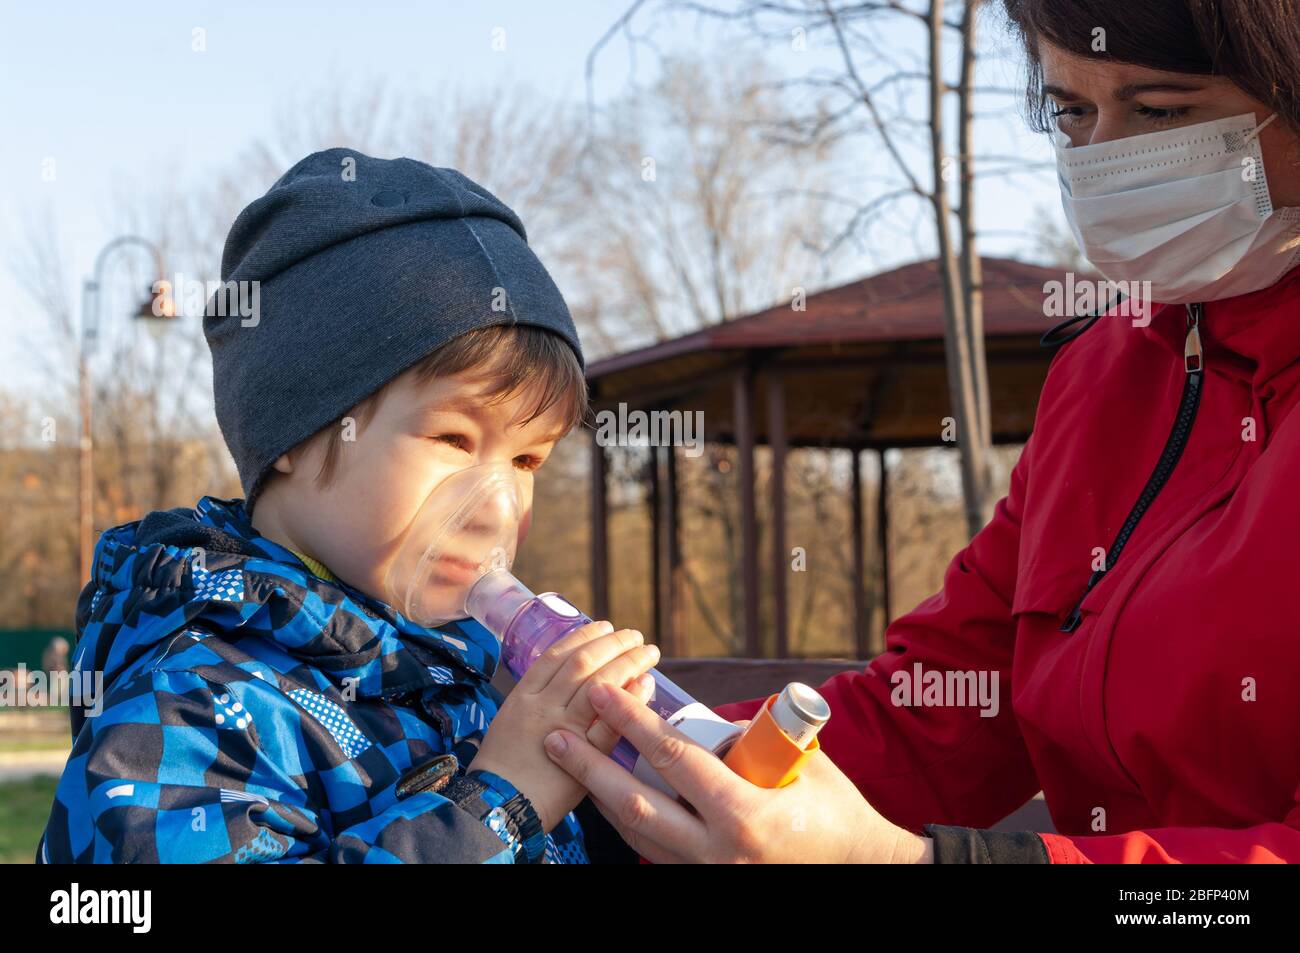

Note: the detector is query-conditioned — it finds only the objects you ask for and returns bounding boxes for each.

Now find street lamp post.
[77,236,174,587]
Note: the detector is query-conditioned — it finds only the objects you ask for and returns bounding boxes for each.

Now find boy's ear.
[270,452,294,475]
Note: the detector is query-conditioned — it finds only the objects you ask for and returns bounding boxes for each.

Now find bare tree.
[570,56,844,349]
[560,55,851,648]
[594,0,1019,536]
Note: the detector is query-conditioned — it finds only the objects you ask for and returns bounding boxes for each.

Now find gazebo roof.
[587,256,1077,447]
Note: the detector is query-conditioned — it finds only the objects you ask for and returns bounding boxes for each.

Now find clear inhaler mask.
[384,461,527,628]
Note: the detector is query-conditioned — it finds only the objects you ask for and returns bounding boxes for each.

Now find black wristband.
[923,824,1050,864]
[466,769,547,864]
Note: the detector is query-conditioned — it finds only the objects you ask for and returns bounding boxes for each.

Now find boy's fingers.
[634,672,656,704]
[563,641,659,713]
[518,620,615,690]
[547,628,645,696]
[586,719,619,756]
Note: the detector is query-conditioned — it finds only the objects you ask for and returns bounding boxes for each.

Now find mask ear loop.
[1241,112,1279,147]
[1239,113,1281,219]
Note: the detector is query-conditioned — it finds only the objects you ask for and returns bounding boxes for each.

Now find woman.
[544,0,1300,863]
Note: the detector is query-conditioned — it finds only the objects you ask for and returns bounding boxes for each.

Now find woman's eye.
[1050,104,1089,127]
[1136,104,1191,125]
[513,455,543,472]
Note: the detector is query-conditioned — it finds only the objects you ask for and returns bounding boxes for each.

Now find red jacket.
[716,266,1300,863]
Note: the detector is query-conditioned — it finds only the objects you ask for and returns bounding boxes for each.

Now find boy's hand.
[469,621,659,833]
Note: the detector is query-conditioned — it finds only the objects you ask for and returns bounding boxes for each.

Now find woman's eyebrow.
[1112,81,1207,101]
[1043,83,1082,100]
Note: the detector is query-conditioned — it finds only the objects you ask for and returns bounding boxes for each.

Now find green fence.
[0,630,75,670]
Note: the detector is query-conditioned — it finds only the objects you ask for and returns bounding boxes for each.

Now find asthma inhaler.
[465,568,742,797]
[721,681,830,787]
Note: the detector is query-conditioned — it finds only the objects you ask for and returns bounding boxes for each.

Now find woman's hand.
[543,680,934,863]
[470,621,658,833]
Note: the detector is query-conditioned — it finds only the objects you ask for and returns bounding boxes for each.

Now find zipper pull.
[1185,302,1204,373]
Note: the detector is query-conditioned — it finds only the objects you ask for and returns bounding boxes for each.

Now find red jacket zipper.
[1060,302,1206,633]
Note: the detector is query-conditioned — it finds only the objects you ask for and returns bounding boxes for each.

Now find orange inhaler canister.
[721,682,830,788]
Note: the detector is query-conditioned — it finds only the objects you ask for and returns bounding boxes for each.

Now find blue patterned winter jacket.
[37,495,588,863]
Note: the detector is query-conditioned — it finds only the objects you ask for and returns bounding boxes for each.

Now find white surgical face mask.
[1054,112,1300,304]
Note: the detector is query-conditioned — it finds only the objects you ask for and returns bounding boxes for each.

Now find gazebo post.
[648,446,662,643]
[767,371,788,658]
[851,447,869,658]
[876,446,892,642]
[663,444,683,657]
[733,367,760,657]
[589,434,609,620]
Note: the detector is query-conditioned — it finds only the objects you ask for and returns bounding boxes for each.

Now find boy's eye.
[428,435,541,470]
[430,434,469,452]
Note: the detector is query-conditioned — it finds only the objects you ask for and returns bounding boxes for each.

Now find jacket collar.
[1139,263,1300,391]
[140,497,502,696]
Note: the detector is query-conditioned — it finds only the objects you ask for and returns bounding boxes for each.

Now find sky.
[0,0,1065,401]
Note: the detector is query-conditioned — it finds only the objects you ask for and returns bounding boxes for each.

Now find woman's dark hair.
[1000,0,1300,134]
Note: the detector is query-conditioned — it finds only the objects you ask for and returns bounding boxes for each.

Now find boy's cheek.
[307,493,404,597]
[322,481,451,605]
[323,537,391,600]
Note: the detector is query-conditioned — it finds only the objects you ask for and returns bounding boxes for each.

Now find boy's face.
[256,365,569,608]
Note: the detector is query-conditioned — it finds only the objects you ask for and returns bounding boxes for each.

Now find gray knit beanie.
[204,147,583,510]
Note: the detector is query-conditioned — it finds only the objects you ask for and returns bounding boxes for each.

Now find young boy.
[37,149,657,864]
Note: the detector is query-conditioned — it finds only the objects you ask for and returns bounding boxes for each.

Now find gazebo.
[585,256,1075,660]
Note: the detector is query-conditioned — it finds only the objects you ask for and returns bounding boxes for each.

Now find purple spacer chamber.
[465,568,707,772]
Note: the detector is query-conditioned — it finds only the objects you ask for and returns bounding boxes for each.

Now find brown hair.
[294,325,588,490]
[1000,0,1300,134]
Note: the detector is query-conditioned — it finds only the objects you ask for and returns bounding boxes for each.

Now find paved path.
[0,749,69,782]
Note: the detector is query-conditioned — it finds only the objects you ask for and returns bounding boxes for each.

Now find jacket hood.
[70,495,501,739]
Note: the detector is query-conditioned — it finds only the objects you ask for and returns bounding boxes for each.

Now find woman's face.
[1039,40,1300,208]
